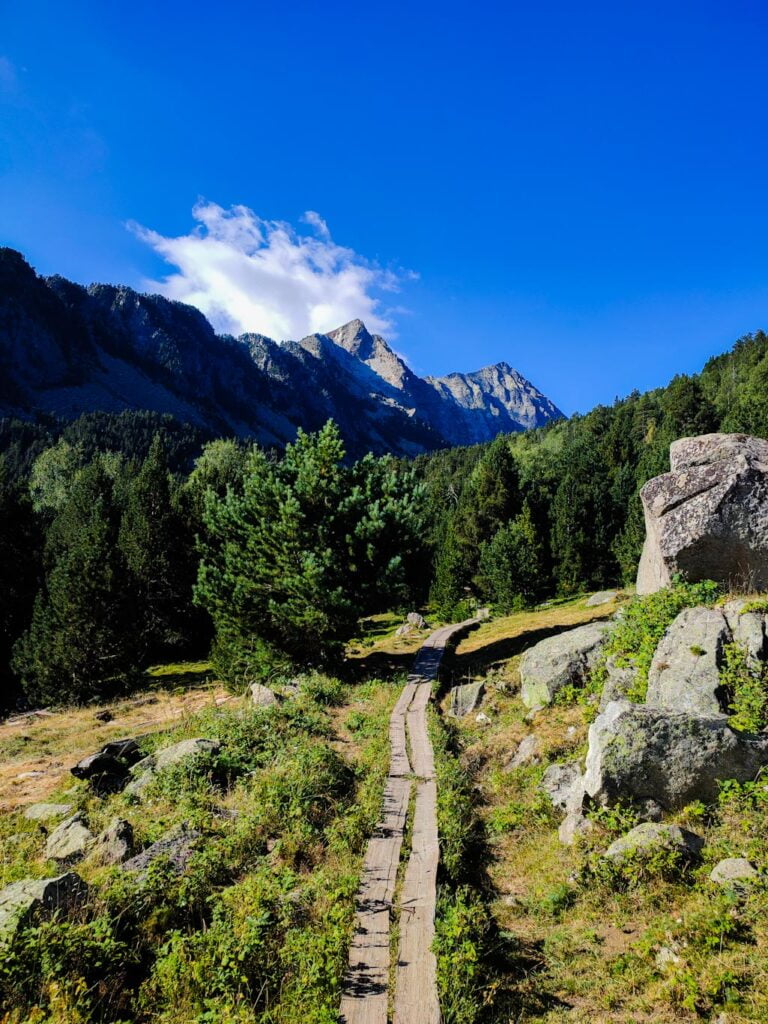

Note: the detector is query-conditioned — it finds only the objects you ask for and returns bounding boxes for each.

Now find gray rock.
[709,857,759,886]
[0,873,88,939]
[45,813,94,862]
[584,700,768,811]
[250,684,281,707]
[559,809,593,845]
[520,622,614,709]
[636,433,768,595]
[23,802,73,822]
[655,945,681,968]
[90,818,134,866]
[123,827,202,876]
[395,624,412,637]
[449,681,484,717]
[646,607,732,717]
[586,590,619,607]
[603,822,704,863]
[541,761,583,811]
[599,655,639,711]
[71,738,143,795]
[507,734,540,769]
[722,600,767,662]
[406,612,428,629]
[475,712,491,725]
[125,738,220,797]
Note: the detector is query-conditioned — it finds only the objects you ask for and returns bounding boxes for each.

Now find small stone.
[566,725,577,737]
[507,734,540,769]
[603,823,704,864]
[585,590,619,607]
[90,818,134,866]
[23,803,73,822]
[541,761,583,812]
[94,710,114,723]
[475,712,491,725]
[559,811,593,845]
[709,857,759,886]
[406,612,428,629]
[395,624,412,637]
[250,684,280,707]
[449,681,484,717]
[45,813,94,862]
[655,945,681,968]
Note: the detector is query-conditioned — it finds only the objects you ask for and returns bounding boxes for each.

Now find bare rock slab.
[520,622,613,708]
[24,802,73,822]
[584,700,768,811]
[586,590,619,607]
[646,606,731,717]
[0,873,88,939]
[603,822,703,863]
[45,813,94,862]
[637,433,768,595]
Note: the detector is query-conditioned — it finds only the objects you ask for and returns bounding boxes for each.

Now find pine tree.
[478,504,544,611]
[13,462,141,705]
[195,422,425,682]
[118,435,197,660]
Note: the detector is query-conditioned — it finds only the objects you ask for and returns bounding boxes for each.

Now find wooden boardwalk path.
[340,619,478,1024]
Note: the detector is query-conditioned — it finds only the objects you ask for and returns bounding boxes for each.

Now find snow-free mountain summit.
[0,249,563,456]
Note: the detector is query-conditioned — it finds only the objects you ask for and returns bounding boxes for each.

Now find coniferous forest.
[2,329,768,714]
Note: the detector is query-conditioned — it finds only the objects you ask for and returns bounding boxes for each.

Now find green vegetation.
[0,676,395,1023]
[722,642,768,732]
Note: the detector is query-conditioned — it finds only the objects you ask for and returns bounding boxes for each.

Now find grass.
[434,589,768,1022]
[0,671,397,1024]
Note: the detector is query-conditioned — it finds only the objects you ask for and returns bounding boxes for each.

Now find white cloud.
[130,201,405,340]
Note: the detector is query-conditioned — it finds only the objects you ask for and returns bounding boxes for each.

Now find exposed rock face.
[520,622,613,709]
[636,433,768,595]
[584,701,768,811]
[646,607,732,717]
[45,813,94,862]
[0,873,88,939]
[710,857,759,885]
[0,250,563,459]
[603,823,704,864]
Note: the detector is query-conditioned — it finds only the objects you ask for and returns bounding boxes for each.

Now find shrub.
[721,642,768,732]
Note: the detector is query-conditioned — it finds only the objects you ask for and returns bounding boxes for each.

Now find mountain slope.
[0,248,563,456]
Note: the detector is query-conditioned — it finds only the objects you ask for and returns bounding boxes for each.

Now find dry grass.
[0,663,230,813]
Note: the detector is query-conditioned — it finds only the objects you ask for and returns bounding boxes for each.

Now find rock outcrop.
[45,813,94,862]
[583,701,768,811]
[520,622,614,709]
[636,433,768,595]
[126,737,220,796]
[602,822,704,864]
[71,738,143,795]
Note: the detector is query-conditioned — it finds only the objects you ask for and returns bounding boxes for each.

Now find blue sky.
[1,1,767,414]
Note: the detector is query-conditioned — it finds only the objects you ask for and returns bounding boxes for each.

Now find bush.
[721,642,768,732]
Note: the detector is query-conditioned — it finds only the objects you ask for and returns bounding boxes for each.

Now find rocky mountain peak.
[326,319,375,359]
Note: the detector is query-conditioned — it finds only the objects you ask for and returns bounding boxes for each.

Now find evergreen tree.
[118,436,198,660]
[478,504,543,611]
[0,461,40,713]
[196,422,425,682]
[13,462,141,705]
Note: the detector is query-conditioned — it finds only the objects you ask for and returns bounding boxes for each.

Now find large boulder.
[646,607,732,717]
[449,681,484,717]
[90,818,134,866]
[710,857,759,886]
[636,433,768,595]
[541,761,583,812]
[520,622,613,709]
[123,827,202,877]
[0,873,88,939]
[584,700,768,811]
[125,737,221,796]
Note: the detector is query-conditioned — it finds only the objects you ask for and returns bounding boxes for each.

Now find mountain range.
[0,248,563,457]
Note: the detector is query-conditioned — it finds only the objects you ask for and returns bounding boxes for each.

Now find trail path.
[340,619,478,1024]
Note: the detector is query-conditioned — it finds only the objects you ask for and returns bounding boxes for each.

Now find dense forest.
[2,330,768,713]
